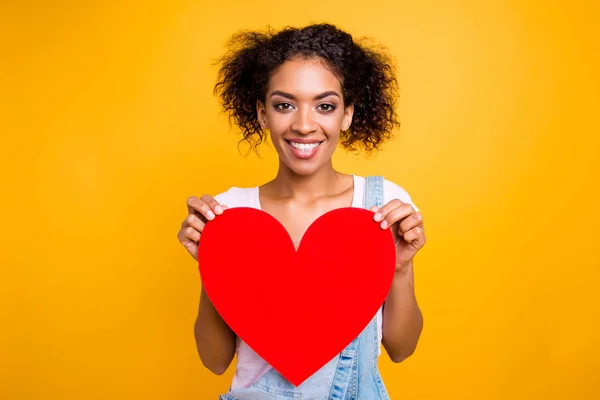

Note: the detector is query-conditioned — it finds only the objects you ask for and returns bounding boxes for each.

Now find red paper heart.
[198,207,396,386]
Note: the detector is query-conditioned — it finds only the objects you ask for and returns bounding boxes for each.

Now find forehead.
[267,57,342,95]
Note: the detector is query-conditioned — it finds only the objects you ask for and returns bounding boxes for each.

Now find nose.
[290,107,318,135]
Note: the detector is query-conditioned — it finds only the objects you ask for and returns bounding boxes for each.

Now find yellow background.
[2,0,599,399]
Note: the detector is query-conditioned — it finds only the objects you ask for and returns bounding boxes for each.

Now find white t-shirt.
[211,175,418,389]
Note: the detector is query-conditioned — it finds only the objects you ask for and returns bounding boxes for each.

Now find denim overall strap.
[358,175,389,399]
[325,176,386,399]
[364,176,384,209]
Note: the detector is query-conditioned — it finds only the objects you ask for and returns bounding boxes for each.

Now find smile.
[285,140,324,160]
[289,141,322,151]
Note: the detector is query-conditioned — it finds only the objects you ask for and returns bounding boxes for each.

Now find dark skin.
[258,172,355,251]
[178,57,425,374]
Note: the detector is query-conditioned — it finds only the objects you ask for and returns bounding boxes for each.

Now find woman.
[177,23,426,399]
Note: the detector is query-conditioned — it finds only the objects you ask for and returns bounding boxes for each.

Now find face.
[257,57,354,177]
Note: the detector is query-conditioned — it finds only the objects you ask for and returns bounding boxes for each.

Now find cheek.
[265,111,288,136]
[321,116,344,140]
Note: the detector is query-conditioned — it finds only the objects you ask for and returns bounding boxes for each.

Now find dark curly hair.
[213,23,400,153]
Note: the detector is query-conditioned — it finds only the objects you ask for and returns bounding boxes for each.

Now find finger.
[178,226,201,244]
[402,226,426,247]
[380,203,415,229]
[187,196,216,221]
[183,213,206,233]
[184,226,201,243]
[373,200,401,221]
[187,196,204,218]
[398,212,423,235]
[201,194,225,215]
[373,199,403,223]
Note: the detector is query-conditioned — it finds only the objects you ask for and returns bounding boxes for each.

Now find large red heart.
[198,207,396,386]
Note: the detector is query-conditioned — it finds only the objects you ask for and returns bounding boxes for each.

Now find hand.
[178,195,227,261]
[371,199,426,273]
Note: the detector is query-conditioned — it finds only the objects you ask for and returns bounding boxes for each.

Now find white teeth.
[290,141,321,151]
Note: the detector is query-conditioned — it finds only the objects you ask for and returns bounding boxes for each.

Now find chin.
[285,161,322,177]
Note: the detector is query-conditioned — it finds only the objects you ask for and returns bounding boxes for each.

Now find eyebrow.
[270,90,340,100]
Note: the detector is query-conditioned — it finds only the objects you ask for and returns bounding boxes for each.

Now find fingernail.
[380,220,388,229]
[215,205,223,214]
[207,211,215,220]
[374,213,382,222]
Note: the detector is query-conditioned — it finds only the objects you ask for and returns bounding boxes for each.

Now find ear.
[256,99,268,129]
[342,104,354,131]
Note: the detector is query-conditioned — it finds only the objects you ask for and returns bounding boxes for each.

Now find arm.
[194,286,237,375]
[372,197,426,363]
[179,195,237,374]
[381,262,423,363]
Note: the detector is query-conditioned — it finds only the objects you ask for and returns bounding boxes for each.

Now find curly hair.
[213,23,400,153]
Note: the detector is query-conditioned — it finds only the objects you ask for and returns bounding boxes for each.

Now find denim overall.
[219,176,390,400]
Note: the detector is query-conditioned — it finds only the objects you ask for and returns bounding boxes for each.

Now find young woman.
[177,23,426,399]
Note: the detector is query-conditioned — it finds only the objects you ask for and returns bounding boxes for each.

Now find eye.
[317,103,336,112]
[275,103,294,111]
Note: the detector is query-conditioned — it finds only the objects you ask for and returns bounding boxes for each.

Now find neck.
[269,161,346,201]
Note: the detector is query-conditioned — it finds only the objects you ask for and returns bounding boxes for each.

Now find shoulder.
[213,186,259,209]
[382,178,420,212]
